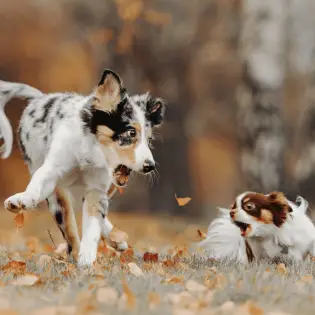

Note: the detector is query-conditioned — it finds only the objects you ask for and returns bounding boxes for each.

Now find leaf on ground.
[143,252,159,263]
[219,301,236,312]
[162,275,185,285]
[162,259,176,268]
[127,262,144,277]
[241,300,264,315]
[96,287,118,305]
[122,278,136,309]
[26,237,40,253]
[276,263,287,276]
[185,280,207,293]
[147,291,160,311]
[14,213,24,231]
[12,273,40,286]
[2,260,26,275]
[109,227,128,243]
[175,194,192,206]
[301,275,313,284]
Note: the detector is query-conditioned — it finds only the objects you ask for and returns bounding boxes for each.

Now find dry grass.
[0,209,314,315]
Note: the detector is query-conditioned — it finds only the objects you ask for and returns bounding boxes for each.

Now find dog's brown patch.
[95,73,122,112]
[55,188,80,259]
[240,192,292,227]
[245,239,255,262]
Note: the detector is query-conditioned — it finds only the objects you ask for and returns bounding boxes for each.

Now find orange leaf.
[162,275,185,285]
[117,187,124,195]
[175,194,191,206]
[14,212,24,231]
[122,278,136,309]
[143,252,159,263]
[162,259,176,268]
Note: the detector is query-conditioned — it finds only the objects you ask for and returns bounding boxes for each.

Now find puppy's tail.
[198,208,249,263]
[0,80,43,159]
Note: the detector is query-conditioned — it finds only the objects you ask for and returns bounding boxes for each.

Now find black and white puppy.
[0,70,165,267]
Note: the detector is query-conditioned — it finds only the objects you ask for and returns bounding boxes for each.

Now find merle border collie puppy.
[0,69,165,267]
[199,192,315,263]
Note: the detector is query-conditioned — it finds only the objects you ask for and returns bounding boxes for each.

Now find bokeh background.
[1,0,315,229]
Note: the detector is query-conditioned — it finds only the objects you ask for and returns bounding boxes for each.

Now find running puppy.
[199,192,315,263]
[0,70,165,267]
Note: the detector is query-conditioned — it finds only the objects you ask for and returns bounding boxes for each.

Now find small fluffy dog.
[199,192,315,263]
[0,69,165,267]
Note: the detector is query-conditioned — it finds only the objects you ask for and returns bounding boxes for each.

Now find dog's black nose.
[230,211,235,219]
[143,160,155,173]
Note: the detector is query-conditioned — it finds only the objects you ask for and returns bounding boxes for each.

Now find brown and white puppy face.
[229,191,292,238]
[81,70,165,173]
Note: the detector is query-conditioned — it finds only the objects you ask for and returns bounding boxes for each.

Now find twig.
[47,229,57,249]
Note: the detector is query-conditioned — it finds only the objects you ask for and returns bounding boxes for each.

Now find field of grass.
[0,209,314,315]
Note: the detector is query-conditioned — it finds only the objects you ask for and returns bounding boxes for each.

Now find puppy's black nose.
[230,211,235,219]
[143,160,155,173]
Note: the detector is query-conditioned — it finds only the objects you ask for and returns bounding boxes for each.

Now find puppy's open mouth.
[113,165,132,187]
[233,221,250,237]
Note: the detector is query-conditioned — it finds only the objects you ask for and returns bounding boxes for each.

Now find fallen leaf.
[219,301,236,313]
[109,227,128,244]
[12,273,40,286]
[162,259,176,268]
[162,275,185,285]
[96,287,118,305]
[143,252,159,263]
[14,213,24,231]
[122,278,136,309]
[127,262,144,277]
[2,260,26,275]
[175,194,192,206]
[185,280,207,293]
[26,237,40,253]
[147,291,160,311]
[241,300,264,315]
[276,263,287,276]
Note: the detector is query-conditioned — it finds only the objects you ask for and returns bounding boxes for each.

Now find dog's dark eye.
[127,129,136,138]
[244,202,255,211]
[148,137,153,146]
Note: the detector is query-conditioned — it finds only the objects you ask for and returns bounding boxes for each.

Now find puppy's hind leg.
[47,188,80,260]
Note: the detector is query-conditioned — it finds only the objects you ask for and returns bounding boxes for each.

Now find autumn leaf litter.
[1,201,315,314]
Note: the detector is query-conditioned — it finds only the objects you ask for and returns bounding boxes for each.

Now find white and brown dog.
[0,69,165,267]
[199,192,315,263]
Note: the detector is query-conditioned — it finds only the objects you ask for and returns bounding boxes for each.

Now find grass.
[0,210,314,315]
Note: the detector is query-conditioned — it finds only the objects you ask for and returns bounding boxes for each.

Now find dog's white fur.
[199,196,315,263]
[0,72,157,267]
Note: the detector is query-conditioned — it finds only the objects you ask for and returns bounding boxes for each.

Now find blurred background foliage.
[1,0,315,223]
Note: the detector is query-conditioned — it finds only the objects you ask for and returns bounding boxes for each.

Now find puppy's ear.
[146,97,165,127]
[95,69,125,112]
[267,191,292,227]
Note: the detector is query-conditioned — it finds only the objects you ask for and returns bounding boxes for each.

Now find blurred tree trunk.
[289,0,315,203]
[238,0,287,192]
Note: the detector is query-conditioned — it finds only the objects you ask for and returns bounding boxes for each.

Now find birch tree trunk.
[238,0,287,192]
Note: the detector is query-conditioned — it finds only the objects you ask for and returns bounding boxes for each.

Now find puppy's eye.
[127,129,136,138]
[148,137,153,146]
[244,202,256,211]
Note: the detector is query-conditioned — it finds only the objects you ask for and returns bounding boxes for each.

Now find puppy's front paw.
[4,192,37,213]
[78,241,97,268]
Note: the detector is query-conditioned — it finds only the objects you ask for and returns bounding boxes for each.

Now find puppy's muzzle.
[142,160,155,174]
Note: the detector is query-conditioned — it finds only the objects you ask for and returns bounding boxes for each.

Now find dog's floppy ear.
[95,69,125,112]
[146,97,165,127]
[267,191,292,227]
